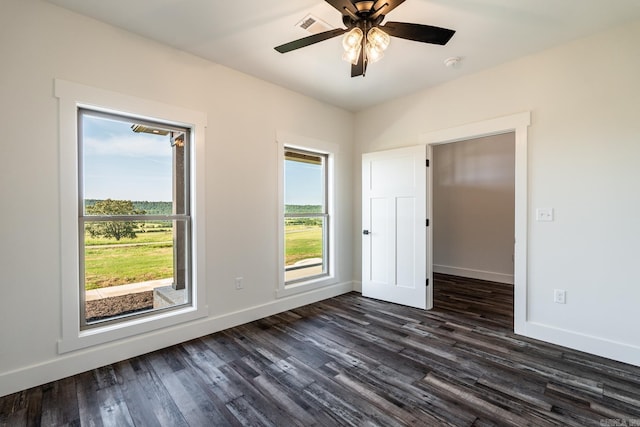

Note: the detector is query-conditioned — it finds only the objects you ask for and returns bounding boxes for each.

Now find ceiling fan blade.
[351,48,366,77]
[382,21,455,45]
[324,0,358,16]
[275,28,347,53]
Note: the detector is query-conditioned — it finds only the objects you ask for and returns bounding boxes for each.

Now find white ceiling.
[46,0,640,111]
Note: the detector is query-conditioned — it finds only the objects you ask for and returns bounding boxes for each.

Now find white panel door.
[362,145,429,309]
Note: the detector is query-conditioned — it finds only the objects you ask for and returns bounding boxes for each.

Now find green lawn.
[84,225,322,289]
[285,225,322,266]
[84,228,174,289]
[84,241,173,289]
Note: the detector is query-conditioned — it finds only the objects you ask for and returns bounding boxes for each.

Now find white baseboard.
[521,321,640,368]
[433,264,514,284]
[0,281,354,398]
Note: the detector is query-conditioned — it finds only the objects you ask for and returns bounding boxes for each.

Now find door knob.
[363,230,370,235]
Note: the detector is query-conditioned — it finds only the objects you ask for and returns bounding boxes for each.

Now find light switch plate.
[536,208,554,222]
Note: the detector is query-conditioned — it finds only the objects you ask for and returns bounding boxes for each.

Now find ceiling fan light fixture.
[342,27,363,51]
[365,42,384,63]
[342,45,362,65]
[275,0,456,78]
[367,27,390,51]
[342,27,364,65]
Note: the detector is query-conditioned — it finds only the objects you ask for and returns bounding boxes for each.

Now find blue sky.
[83,115,173,201]
[83,115,323,205]
[285,159,323,206]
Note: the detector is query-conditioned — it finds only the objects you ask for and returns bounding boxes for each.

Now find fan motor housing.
[355,1,375,14]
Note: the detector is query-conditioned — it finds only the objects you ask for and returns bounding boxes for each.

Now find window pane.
[83,220,188,325]
[79,109,191,328]
[81,114,176,213]
[284,216,325,282]
[284,151,325,214]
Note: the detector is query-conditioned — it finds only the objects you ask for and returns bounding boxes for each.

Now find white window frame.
[56,79,208,353]
[276,132,338,298]
[78,108,192,329]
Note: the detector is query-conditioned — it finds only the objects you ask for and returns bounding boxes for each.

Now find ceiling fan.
[275,0,455,77]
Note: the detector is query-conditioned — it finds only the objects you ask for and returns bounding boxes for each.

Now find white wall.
[3,0,640,397]
[433,133,515,284]
[0,0,353,396]
[354,19,640,365]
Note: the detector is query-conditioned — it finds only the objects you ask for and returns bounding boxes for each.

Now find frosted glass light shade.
[367,27,390,51]
[365,42,384,63]
[342,27,364,51]
[342,45,362,65]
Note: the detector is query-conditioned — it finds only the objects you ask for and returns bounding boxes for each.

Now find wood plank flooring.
[2,274,640,426]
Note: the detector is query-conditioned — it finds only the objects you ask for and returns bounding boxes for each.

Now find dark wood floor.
[2,274,640,426]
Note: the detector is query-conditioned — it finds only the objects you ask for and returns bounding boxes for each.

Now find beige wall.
[0,0,353,396]
[354,19,640,365]
[433,133,515,283]
[2,0,640,396]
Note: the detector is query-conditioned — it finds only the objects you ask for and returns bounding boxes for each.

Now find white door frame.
[420,112,530,334]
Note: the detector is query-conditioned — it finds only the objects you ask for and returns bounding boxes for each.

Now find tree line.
[285,204,322,214]
[85,200,323,240]
[86,200,320,216]
[85,199,172,215]
[85,199,173,241]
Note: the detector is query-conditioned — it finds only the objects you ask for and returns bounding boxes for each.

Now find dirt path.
[85,291,153,322]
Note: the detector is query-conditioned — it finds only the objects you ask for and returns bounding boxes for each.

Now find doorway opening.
[421,112,530,334]
[431,133,515,329]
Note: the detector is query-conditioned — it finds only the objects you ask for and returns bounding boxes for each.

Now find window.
[284,148,328,283]
[277,132,338,297]
[78,109,190,328]
[56,79,207,353]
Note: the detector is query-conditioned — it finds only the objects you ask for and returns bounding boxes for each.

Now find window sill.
[58,303,208,354]
[276,275,337,299]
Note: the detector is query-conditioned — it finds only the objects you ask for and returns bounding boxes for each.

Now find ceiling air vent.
[296,14,333,35]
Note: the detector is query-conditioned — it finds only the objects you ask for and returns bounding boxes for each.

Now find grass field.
[84,243,173,289]
[285,225,322,266]
[84,230,173,289]
[84,225,322,289]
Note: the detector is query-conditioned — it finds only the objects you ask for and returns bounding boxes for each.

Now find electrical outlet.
[554,289,566,304]
[235,277,243,290]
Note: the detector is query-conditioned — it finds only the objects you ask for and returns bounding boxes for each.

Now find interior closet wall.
[433,133,515,284]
